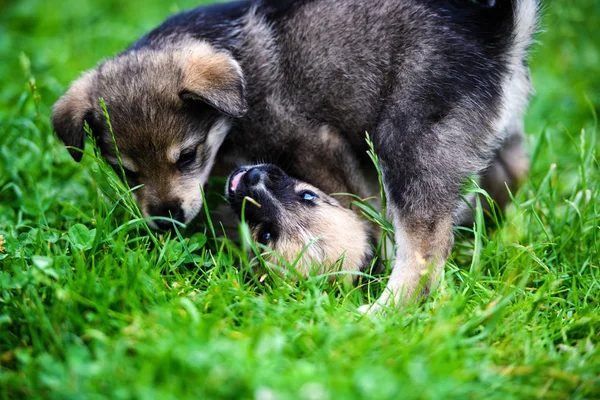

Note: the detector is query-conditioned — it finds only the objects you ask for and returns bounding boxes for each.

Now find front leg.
[361,194,455,312]
[370,210,454,308]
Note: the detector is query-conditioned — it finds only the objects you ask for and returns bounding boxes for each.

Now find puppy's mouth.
[228,167,248,193]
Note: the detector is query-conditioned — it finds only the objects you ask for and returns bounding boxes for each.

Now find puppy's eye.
[300,190,318,202]
[122,167,138,180]
[257,224,275,245]
[176,149,197,170]
[261,232,271,243]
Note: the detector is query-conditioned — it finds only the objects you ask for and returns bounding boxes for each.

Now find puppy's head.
[51,42,247,230]
[226,164,374,279]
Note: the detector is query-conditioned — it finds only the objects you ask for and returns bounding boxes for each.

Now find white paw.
[357,304,372,314]
[357,303,384,315]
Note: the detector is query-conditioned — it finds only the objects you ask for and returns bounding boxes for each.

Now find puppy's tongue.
[230,170,246,192]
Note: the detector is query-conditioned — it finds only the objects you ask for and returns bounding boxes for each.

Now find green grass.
[1,0,599,398]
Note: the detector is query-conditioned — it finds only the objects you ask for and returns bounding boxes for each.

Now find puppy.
[52,0,538,311]
[226,164,374,280]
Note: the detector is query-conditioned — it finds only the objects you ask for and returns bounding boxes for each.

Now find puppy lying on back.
[226,164,374,279]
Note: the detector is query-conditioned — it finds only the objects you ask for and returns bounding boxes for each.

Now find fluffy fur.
[52,0,538,310]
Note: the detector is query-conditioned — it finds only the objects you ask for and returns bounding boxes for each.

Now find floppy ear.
[51,71,97,162]
[179,48,248,118]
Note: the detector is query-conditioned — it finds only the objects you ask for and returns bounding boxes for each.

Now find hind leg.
[454,131,529,226]
[455,64,532,226]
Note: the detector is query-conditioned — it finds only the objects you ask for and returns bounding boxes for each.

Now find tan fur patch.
[181,45,240,93]
[178,43,246,117]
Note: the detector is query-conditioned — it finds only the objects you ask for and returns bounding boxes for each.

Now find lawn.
[1,0,599,398]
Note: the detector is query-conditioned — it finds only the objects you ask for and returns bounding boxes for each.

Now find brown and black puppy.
[226,164,374,280]
[52,44,244,230]
[52,0,538,312]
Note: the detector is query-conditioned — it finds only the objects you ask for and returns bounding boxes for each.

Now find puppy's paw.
[357,304,371,314]
[357,303,385,316]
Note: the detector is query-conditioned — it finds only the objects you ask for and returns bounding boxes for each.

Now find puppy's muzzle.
[228,166,265,195]
[227,164,284,222]
[245,168,265,186]
[148,201,185,230]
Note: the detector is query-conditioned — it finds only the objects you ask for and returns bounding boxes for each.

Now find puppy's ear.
[179,48,248,118]
[51,71,97,162]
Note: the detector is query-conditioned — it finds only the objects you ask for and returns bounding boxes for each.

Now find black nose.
[148,202,185,230]
[245,168,264,186]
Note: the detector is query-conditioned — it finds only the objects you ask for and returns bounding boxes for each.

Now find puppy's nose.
[148,201,185,230]
[245,168,264,186]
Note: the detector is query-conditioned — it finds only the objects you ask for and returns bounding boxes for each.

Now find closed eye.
[122,167,138,180]
[299,190,318,202]
[176,148,197,170]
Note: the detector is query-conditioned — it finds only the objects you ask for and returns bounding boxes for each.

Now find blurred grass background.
[1,0,599,398]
